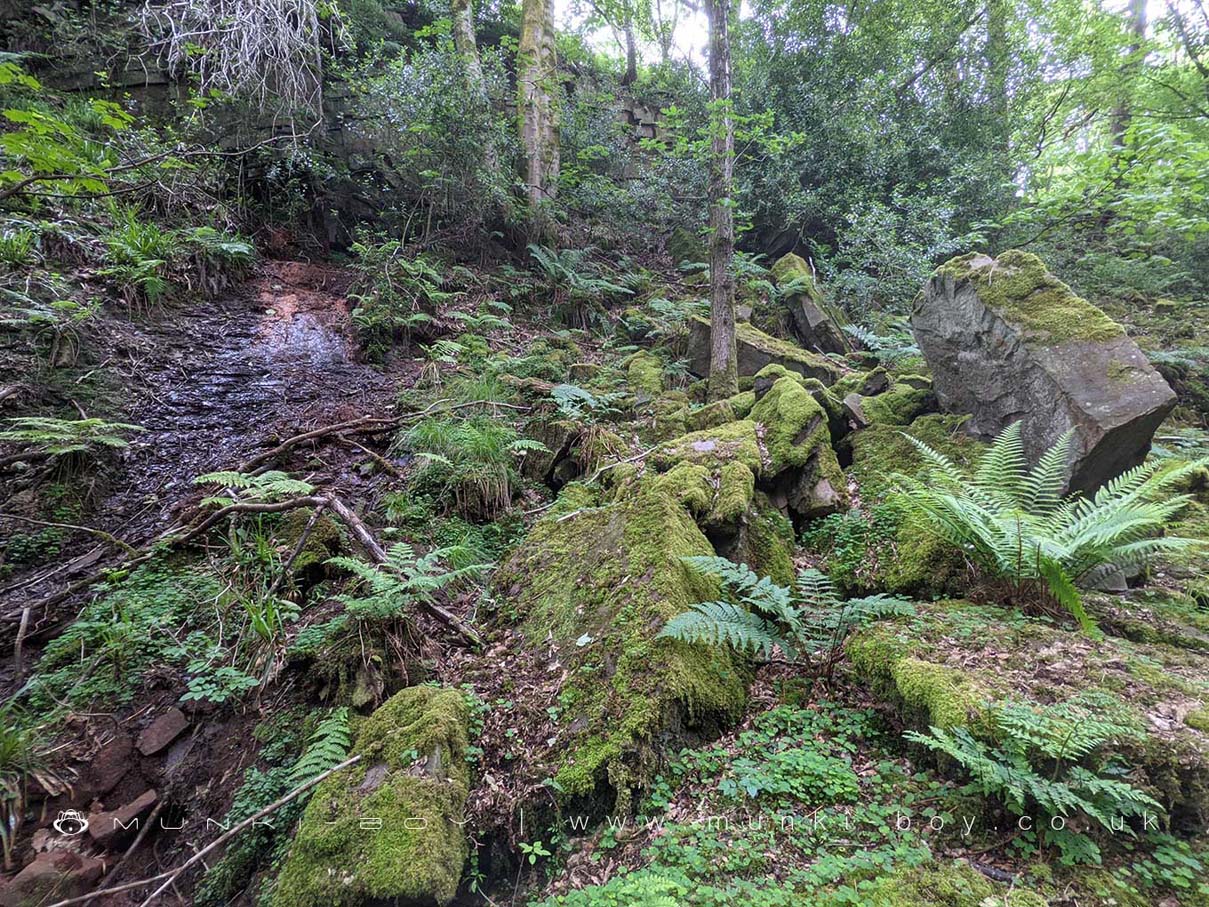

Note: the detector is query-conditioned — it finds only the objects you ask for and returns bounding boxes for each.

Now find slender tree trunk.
[705,0,737,401]
[622,20,638,85]
[1100,0,1147,232]
[451,0,484,84]
[1109,0,1147,147]
[519,0,560,239]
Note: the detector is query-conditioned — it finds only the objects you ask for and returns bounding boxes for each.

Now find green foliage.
[906,691,1160,864]
[289,707,352,786]
[181,664,260,704]
[194,470,316,506]
[327,542,485,623]
[894,422,1207,633]
[550,383,623,422]
[25,563,224,710]
[401,415,541,518]
[348,239,454,359]
[0,416,143,458]
[659,557,913,672]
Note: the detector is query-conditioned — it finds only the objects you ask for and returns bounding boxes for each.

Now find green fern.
[327,542,488,622]
[659,557,913,667]
[0,416,144,456]
[893,421,1207,635]
[905,691,1159,864]
[193,470,315,506]
[288,708,352,786]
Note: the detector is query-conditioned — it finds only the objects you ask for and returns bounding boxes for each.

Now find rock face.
[686,316,841,385]
[272,686,470,907]
[913,251,1176,493]
[768,253,850,354]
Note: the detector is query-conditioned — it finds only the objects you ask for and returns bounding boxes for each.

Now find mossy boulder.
[273,686,471,907]
[915,250,1176,494]
[859,382,938,426]
[860,860,1044,907]
[848,599,1209,832]
[765,252,850,354]
[750,374,848,520]
[666,226,705,265]
[842,415,983,596]
[686,316,842,385]
[626,350,664,400]
[493,483,749,804]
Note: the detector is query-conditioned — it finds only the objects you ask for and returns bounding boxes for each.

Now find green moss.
[741,500,796,586]
[860,860,1002,907]
[749,375,832,473]
[710,461,757,525]
[653,461,715,516]
[862,384,935,426]
[688,398,737,432]
[272,686,470,907]
[652,420,764,474]
[848,414,980,501]
[627,351,664,397]
[1186,708,1209,732]
[279,507,344,575]
[848,630,983,730]
[935,250,1125,346]
[652,391,690,440]
[494,483,749,799]
[725,390,756,418]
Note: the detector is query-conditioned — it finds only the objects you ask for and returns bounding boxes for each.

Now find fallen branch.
[13,493,484,649]
[42,753,365,907]
[0,514,138,556]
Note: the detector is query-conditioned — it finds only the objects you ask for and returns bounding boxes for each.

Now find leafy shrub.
[349,239,454,359]
[327,542,486,624]
[893,422,1207,634]
[906,691,1160,864]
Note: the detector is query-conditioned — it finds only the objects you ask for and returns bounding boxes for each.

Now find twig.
[42,753,364,907]
[0,514,138,556]
[266,500,327,597]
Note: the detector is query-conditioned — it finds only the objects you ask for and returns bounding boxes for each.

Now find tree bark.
[518,0,560,239]
[705,0,737,401]
[451,0,484,84]
[622,20,638,85]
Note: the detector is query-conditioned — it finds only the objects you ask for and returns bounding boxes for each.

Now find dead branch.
[42,753,365,907]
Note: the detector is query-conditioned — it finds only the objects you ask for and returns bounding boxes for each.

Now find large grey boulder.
[913,250,1176,494]
[686,316,841,385]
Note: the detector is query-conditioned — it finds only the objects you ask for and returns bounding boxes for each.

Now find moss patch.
[652,420,764,474]
[627,351,664,397]
[861,384,936,426]
[273,686,470,907]
[494,483,749,800]
[935,250,1125,346]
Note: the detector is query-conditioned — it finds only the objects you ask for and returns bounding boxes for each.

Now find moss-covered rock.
[626,351,664,399]
[494,483,749,802]
[686,316,843,385]
[687,398,738,432]
[273,686,470,907]
[917,250,1177,494]
[652,420,765,474]
[848,599,1209,828]
[750,375,848,519]
[741,252,850,355]
[861,383,938,426]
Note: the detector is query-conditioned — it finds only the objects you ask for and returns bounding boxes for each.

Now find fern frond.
[657,601,786,659]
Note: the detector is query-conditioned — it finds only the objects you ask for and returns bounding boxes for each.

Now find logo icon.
[53,809,89,836]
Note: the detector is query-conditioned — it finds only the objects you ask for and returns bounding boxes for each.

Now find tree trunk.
[705,0,737,401]
[518,0,560,239]
[451,0,484,84]
[1108,0,1147,148]
[622,20,638,85]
